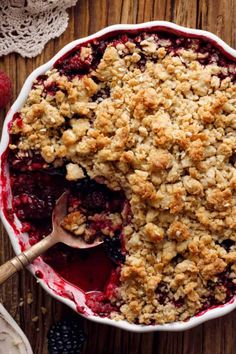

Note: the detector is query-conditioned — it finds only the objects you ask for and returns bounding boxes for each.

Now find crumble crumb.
[32,316,39,323]
[41,307,47,315]
[66,163,85,181]
[27,291,33,305]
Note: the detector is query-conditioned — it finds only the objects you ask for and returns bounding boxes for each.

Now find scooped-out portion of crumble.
[8,30,236,324]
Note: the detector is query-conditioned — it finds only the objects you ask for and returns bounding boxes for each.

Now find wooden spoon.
[0,192,103,285]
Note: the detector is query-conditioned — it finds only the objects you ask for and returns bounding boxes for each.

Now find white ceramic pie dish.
[0,21,236,332]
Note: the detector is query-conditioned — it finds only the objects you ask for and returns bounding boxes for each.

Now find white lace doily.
[0,0,78,58]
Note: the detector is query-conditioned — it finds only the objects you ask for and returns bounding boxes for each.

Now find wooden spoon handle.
[0,234,56,285]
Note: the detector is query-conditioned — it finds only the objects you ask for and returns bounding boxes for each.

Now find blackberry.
[220,239,235,251]
[155,281,169,305]
[229,153,236,166]
[80,181,110,213]
[13,193,54,220]
[73,178,125,214]
[91,86,110,102]
[171,253,184,266]
[44,82,59,95]
[47,319,86,354]
[103,233,125,264]
[82,189,108,212]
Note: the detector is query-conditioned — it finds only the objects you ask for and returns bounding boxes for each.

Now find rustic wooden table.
[0,1,236,353]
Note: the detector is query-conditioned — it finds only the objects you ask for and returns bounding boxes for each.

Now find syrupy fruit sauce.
[2,28,236,319]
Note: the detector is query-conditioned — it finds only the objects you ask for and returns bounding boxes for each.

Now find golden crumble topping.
[9,33,236,324]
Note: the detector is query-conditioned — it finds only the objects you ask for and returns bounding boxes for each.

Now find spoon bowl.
[0,192,103,285]
[52,192,104,249]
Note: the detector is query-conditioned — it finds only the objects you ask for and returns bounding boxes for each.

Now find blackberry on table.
[47,319,86,354]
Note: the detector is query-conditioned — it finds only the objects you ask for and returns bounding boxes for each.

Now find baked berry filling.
[3,28,236,324]
[7,150,128,316]
[53,30,236,82]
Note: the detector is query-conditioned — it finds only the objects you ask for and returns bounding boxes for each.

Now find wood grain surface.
[0,1,236,353]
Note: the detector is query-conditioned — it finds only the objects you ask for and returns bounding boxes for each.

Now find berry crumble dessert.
[2,28,236,325]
